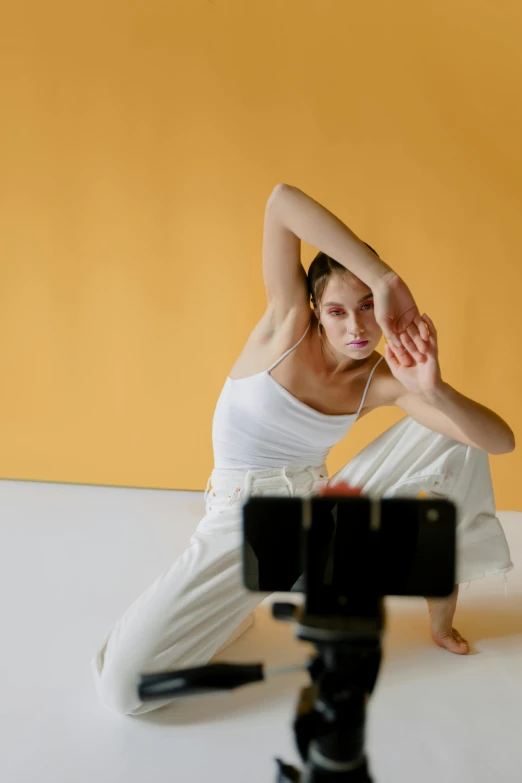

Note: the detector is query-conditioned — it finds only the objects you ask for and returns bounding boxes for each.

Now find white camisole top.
[212,321,384,469]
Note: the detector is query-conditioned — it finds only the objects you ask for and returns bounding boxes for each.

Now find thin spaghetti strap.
[265,321,312,373]
[356,355,385,416]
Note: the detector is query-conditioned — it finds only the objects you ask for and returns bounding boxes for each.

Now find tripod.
[138,598,384,782]
[271,599,383,782]
[138,492,455,781]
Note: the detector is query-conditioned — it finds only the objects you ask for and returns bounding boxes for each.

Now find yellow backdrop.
[1,1,520,508]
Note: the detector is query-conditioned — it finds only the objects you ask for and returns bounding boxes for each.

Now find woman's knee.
[94,657,185,717]
[91,637,146,716]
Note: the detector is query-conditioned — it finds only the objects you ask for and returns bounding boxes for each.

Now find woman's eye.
[329,303,373,316]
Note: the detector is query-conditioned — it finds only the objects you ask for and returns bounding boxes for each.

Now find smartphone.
[242,495,455,600]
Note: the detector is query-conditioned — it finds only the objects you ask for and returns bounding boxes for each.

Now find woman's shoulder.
[228,306,313,380]
[361,351,404,411]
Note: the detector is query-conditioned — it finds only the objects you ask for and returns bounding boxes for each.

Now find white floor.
[1,479,521,783]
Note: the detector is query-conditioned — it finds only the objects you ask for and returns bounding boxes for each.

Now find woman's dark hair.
[307,242,379,310]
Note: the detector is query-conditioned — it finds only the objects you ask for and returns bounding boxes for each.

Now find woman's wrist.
[368,266,399,290]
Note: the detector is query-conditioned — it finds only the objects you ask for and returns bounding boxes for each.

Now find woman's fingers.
[422,313,437,342]
[385,313,436,370]
[384,312,433,361]
[405,323,429,357]
[415,314,430,340]
[400,331,426,363]
[384,327,403,351]
[387,336,419,368]
[387,337,414,366]
[385,341,397,364]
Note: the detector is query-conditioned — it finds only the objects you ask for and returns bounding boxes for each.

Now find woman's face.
[317,273,382,358]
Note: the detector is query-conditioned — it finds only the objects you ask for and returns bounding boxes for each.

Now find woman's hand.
[373,273,430,366]
[384,313,442,394]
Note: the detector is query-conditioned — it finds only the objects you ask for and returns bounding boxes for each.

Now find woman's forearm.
[272,184,394,287]
[421,382,516,455]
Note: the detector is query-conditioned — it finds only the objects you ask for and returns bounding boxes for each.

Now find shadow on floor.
[133,603,312,726]
[134,598,522,726]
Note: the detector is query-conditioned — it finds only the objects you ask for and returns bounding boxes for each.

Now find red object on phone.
[317,481,363,497]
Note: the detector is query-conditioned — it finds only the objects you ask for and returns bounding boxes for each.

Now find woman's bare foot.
[426,584,469,655]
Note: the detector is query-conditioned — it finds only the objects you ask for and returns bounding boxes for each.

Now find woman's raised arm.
[269,183,429,349]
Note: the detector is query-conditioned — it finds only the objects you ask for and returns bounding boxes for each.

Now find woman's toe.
[432,628,469,655]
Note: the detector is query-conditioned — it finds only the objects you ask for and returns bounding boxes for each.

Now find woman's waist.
[205,463,329,504]
[210,463,328,483]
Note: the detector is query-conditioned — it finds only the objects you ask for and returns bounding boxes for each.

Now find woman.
[91,184,514,717]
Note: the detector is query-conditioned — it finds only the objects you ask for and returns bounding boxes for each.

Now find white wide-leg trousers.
[91,417,512,716]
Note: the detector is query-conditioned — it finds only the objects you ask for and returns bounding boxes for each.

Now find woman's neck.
[311,318,372,378]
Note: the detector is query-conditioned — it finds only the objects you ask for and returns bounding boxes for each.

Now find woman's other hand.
[384,313,442,394]
[373,273,429,367]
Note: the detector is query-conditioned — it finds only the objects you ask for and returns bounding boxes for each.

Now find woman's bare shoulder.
[360,352,404,414]
[228,305,313,380]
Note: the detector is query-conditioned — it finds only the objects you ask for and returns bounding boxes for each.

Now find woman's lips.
[348,340,369,348]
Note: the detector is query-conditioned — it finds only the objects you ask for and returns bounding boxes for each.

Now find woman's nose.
[348,316,364,334]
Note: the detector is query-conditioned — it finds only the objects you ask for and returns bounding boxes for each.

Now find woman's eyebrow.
[323,293,373,307]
